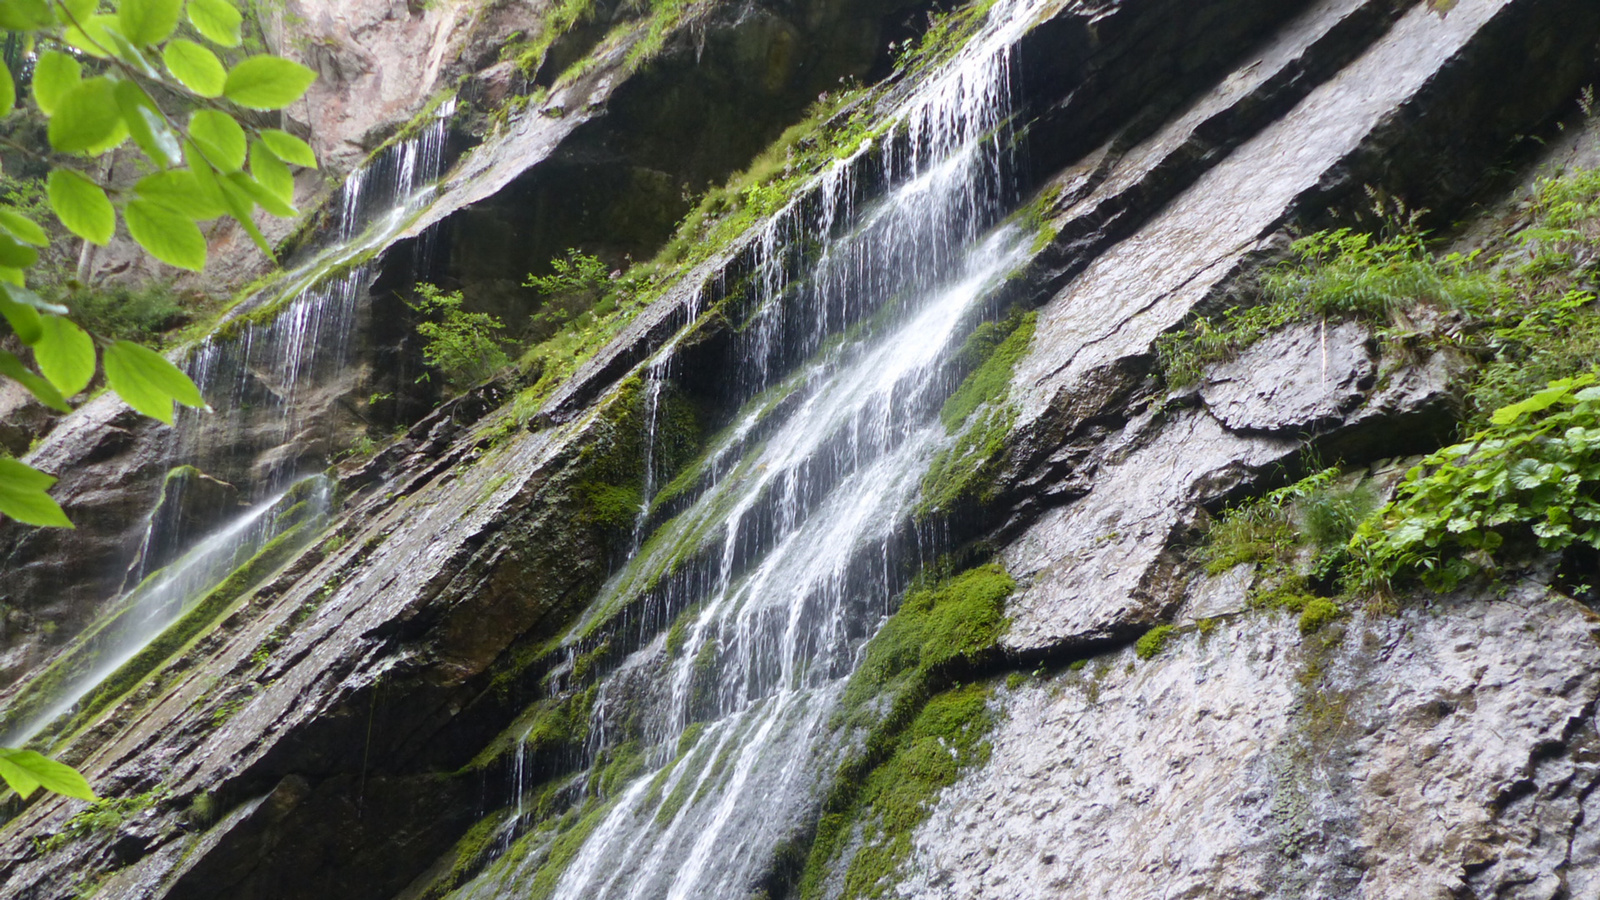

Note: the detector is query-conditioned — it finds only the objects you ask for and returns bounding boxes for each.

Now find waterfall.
[461,0,1047,895]
[174,97,458,493]
[0,103,458,752]
[0,475,334,747]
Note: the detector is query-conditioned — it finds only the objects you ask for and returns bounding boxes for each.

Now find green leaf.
[125,199,206,271]
[162,38,224,97]
[249,139,295,205]
[226,170,293,217]
[32,51,82,116]
[47,77,122,153]
[0,0,55,30]
[186,0,241,47]
[114,80,181,168]
[33,315,94,396]
[0,753,38,797]
[188,109,245,171]
[0,59,14,114]
[1492,380,1583,426]
[120,0,181,44]
[222,55,316,110]
[0,282,67,315]
[85,116,129,157]
[47,169,115,245]
[135,170,226,219]
[182,136,229,205]
[0,748,93,797]
[104,28,162,79]
[103,339,204,424]
[60,0,98,23]
[0,350,68,412]
[0,208,48,246]
[0,292,42,343]
[64,13,123,58]
[0,231,37,269]
[259,129,316,168]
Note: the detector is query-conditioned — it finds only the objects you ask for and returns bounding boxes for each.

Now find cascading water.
[174,98,458,494]
[0,103,458,751]
[461,1,1049,895]
[0,476,334,746]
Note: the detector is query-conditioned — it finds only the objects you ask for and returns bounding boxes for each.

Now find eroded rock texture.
[910,585,1600,899]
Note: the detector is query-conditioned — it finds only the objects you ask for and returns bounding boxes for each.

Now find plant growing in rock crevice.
[1199,467,1374,634]
[1156,227,1497,387]
[1345,373,1600,594]
[410,283,512,392]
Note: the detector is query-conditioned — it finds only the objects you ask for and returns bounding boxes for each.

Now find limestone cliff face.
[2,0,1600,898]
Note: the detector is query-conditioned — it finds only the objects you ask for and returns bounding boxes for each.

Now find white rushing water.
[0,476,334,746]
[461,0,1052,895]
[178,99,457,490]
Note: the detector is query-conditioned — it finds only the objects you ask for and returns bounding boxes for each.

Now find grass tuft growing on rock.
[1157,228,1498,387]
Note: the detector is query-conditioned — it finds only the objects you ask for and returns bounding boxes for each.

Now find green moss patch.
[841,563,1014,712]
[791,564,1014,898]
[939,310,1036,432]
[916,405,1015,520]
[802,683,995,900]
[1133,624,1175,661]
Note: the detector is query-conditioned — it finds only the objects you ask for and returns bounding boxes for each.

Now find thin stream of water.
[0,476,334,746]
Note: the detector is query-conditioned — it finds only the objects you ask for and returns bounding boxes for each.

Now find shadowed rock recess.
[3,0,1600,897]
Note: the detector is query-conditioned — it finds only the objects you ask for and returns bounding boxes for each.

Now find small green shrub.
[1346,373,1600,593]
[411,283,511,391]
[1200,468,1340,575]
[50,282,210,347]
[524,249,612,342]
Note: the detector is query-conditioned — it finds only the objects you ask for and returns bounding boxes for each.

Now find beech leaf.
[33,315,94,397]
[103,339,205,423]
[0,747,94,797]
[222,55,316,110]
[47,169,115,245]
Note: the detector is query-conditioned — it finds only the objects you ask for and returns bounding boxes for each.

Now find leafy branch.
[0,0,320,529]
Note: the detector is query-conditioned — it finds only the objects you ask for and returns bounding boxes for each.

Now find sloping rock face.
[2,0,1600,898]
[908,583,1600,899]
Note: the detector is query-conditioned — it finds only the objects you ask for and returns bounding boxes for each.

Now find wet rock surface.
[1201,320,1375,434]
[906,584,1600,900]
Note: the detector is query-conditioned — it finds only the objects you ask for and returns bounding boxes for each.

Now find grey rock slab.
[1200,319,1374,434]
[1012,0,1518,435]
[1051,0,1391,229]
[904,587,1600,899]
[1001,408,1296,654]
